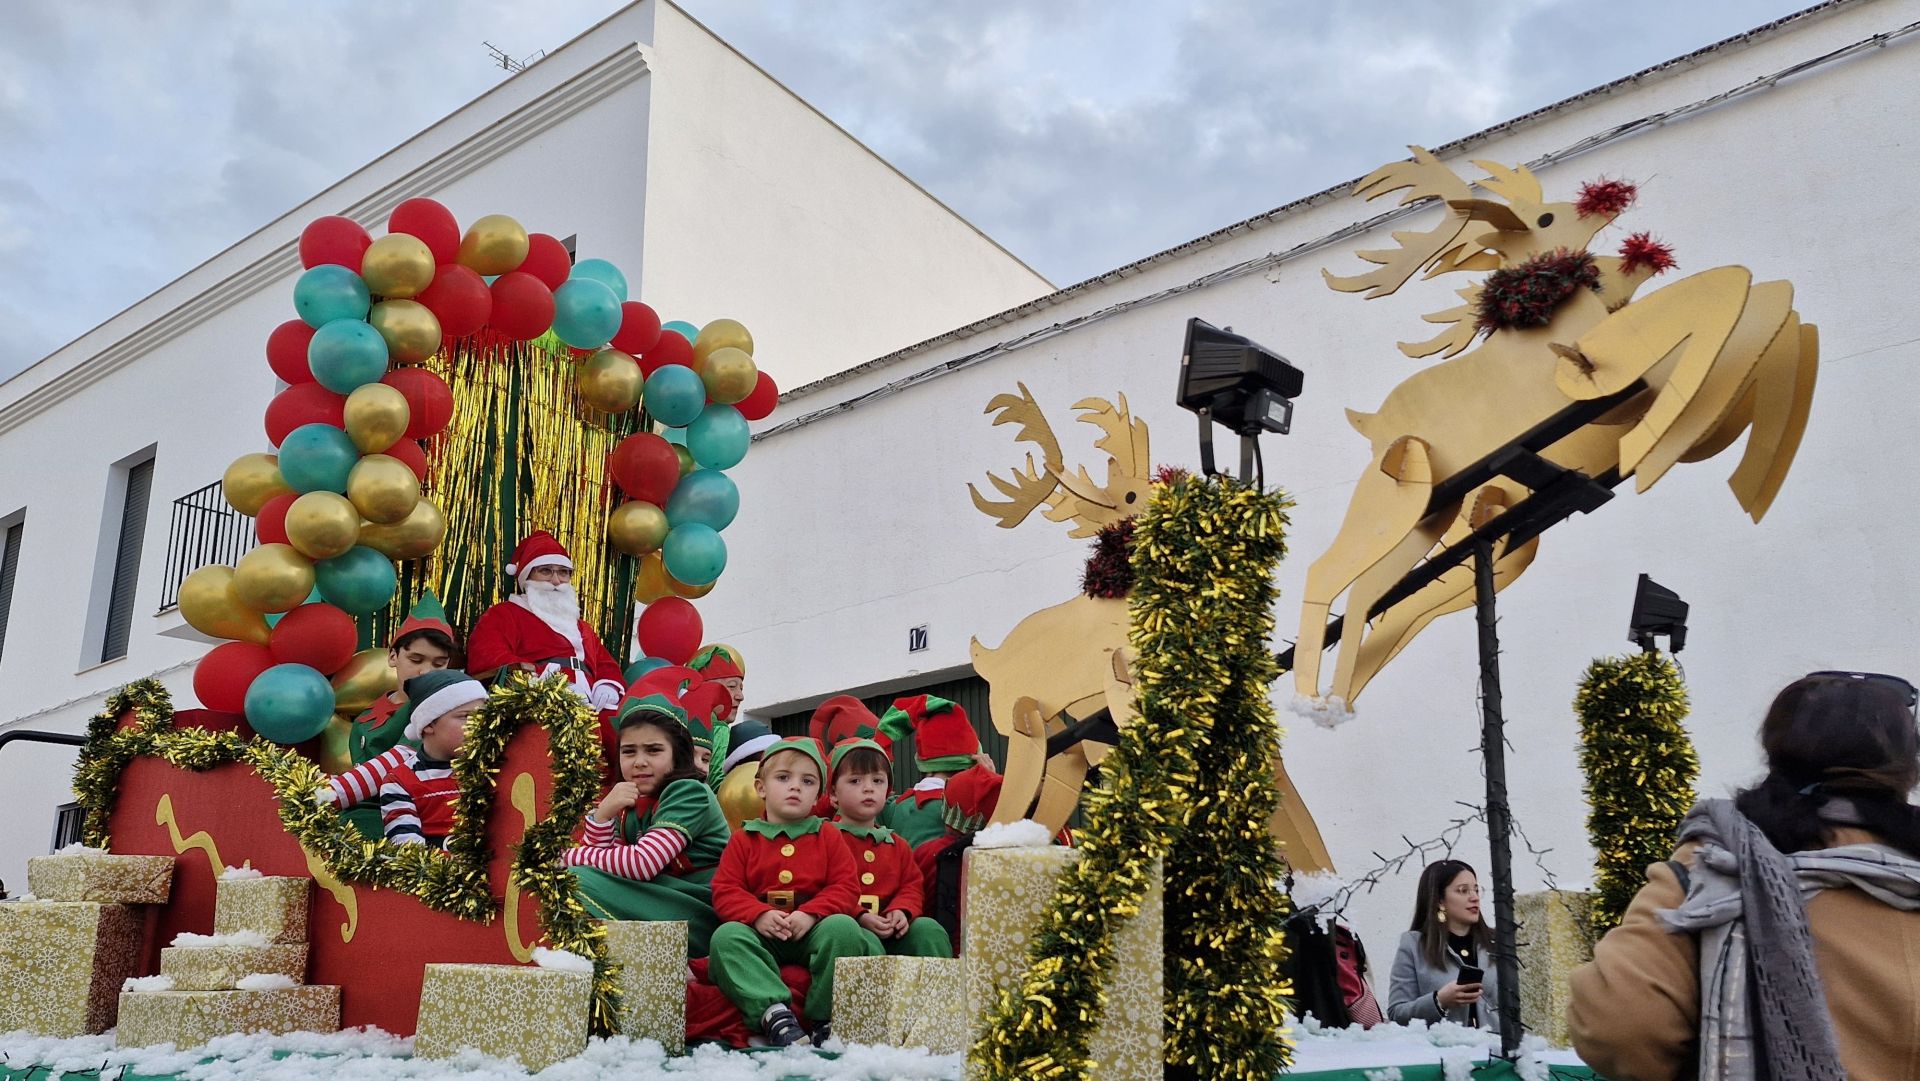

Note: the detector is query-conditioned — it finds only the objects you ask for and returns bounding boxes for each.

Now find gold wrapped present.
[160,944,309,991]
[116,985,341,1049]
[599,920,687,1054]
[213,876,311,944]
[0,901,143,1037]
[414,963,591,1072]
[1516,889,1595,1046]
[833,955,967,1053]
[962,847,1164,1081]
[27,854,175,904]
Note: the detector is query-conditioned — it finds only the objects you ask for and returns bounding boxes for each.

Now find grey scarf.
[1658,798,1920,1081]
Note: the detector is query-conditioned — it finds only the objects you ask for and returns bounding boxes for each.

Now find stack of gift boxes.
[0,852,176,1037]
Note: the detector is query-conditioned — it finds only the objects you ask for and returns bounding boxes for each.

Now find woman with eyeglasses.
[1570,671,1920,1081]
[1384,859,1501,1030]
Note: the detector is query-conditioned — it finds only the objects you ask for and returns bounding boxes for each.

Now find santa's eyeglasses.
[1807,670,1919,711]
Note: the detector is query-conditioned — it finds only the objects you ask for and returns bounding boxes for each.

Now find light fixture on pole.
[1628,574,1688,653]
[1177,317,1303,485]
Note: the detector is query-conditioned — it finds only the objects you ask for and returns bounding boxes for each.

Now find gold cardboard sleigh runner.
[1293,148,1816,719]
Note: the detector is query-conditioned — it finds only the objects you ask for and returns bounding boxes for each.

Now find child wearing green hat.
[339,592,456,840]
[827,737,953,958]
[875,695,988,846]
[320,668,487,847]
[563,693,732,957]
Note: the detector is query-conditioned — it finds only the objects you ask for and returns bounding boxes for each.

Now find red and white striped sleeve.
[328,746,415,807]
[580,814,619,847]
[561,827,687,881]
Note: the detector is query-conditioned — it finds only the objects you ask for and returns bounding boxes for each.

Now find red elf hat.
[880,694,979,773]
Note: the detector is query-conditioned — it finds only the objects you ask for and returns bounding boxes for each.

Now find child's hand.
[857,911,891,937]
[754,910,790,940]
[886,910,911,938]
[786,912,817,939]
[594,782,640,823]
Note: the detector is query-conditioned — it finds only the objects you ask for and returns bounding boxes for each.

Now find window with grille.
[99,457,154,662]
[0,518,20,663]
[51,802,85,852]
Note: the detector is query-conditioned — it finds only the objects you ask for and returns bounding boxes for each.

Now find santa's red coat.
[466,599,623,687]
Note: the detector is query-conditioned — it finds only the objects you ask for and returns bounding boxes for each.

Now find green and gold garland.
[1574,651,1697,935]
[73,676,623,1032]
[967,474,1294,1081]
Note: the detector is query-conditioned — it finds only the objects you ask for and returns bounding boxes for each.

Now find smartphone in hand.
[1456,964,1484,986]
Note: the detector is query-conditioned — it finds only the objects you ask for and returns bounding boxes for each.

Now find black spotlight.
[1628,573,1688,653]
[1177,317,1304,483]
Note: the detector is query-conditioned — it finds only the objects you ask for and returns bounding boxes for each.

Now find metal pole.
[1473,538,1523,1056]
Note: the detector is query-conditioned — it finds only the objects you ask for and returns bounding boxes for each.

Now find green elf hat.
[760,736,828,780]
[880,694,979,773]
[401,669,488,741]
[828,737,891,774]
[721,718,779,773]
[688,644,745,682]
[614,693,689,731]
[395,591,456,644]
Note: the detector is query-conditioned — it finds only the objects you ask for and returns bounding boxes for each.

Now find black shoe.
[811,1018,832,1047]
[762,1003,810,1047]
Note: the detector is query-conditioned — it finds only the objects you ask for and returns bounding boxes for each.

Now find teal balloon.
[662,523,726,586]
[687,404,750,470]
[666,469,739,532]
[265,586,323,629]
[278,423,359,494]
[308,319,390,393]
[551,278,622,349]
[662,320,699,344]
[644,364,707,427]
[244,663,336,744]
[315,545,397,615]
[624,655,670,684]
[294,265,371,328]
[570,258,629,303]
[662,425,688,446]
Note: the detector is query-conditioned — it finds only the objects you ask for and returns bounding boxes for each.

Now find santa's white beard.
[515,581,585,657]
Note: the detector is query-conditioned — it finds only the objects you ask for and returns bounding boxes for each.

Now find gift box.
[600,920,687,1053]
[0,900,143,1037]
[159,944,310,991]
[832,955,967,1053]
[27,853,175,904]
[116,985,341,1049]
[213,876,311,944]
[413,963,591,1072]
[962,847,1164,1081]
[1516,888,1595,1046]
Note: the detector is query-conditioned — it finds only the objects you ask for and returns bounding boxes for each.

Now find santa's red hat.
[505,531,572,584]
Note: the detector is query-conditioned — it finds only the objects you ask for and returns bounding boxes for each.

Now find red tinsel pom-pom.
[1576,178,1638,218]
[1081,518,1136,600]
[1153,464,1190,486]
[1474,248,1602,333]
[1617,232,1677,276]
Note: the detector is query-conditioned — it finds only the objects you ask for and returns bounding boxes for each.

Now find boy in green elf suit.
[341,593,455,841]
[875,695,988,847]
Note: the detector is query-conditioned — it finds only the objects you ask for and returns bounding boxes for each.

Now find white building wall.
[705,0,1920,971]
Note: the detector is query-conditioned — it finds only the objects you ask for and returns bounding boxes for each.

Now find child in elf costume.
[563,694,732,957]
[320,670,488,847]
[876,695,987,846]
[827,737,953,958]
[340,594,457,840]
[708,737,881,1047]
[912,762,1005,953]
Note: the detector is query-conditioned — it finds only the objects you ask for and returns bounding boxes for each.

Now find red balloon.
[636,597,704,665]
[519,233,573,290]
[194,642,277,714]
[269,603,360,675]
[415,263,491,339]
[611,302,663,355]
[266,320,318,385]
[265,383,347,446]
[299,215,372,270]
[388,198,460,264]
[256,492,297,545]
[488,272,555,340]
[381,368,453,440]
[382,437,430,480]
[736,371,779,421]
[637,330,693,376]
[608,432,681,505]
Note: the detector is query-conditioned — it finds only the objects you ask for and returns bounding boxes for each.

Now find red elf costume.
[875,695,980,846]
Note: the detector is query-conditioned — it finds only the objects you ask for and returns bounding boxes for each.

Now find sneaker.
[761,1003,810,1047]
[811,1018,833,1047]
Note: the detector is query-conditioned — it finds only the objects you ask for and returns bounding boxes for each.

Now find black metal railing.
[158,481,254,611]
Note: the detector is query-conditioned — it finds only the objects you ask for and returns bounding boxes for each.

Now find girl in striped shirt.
[319,670,487,848]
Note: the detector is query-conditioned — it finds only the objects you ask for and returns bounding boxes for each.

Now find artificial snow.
[51,842,108,856]
[123,974,177,992]
[531,947,594,974]
[0,893,37,902]
[171,929,270,948]
[1287,1013,1586,1076]
[1287,694,1355,728]
[220,865,263,880]
[971,819,1051,850]
[235,973,299,990]
[1288,870,1353,928]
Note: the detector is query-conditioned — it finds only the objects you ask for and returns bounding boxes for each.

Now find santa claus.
[465,531,626,712]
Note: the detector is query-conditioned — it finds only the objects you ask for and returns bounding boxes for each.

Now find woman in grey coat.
[1386,859,1501,1030]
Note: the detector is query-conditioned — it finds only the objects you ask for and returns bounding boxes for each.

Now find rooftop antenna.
[483,41,546,74]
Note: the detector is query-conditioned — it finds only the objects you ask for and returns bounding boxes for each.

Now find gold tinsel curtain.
[376,334,639,661]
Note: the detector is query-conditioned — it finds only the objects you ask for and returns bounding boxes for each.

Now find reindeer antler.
[1325,147,1480,300]
[1470,159,1543,205]
[1044,395,1154,538]
[969,383,1066,530]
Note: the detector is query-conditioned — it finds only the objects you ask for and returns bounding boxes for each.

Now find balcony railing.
[158,481,254,612]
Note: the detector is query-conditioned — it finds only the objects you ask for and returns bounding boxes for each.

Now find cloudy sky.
[0,0,1812,381]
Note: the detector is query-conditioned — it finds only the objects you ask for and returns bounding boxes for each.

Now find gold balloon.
[607,500,669,556]
[285,491,361,560]
[358,495,446,560]
[318,714,355,774]
[223,453,292,516]
[344,383,411,454]
[368,299,442,364]
[668,567,716,599]
[701,346,758,405]
[232,543,316,614]
[693,318,754,367]
[577,349,644,414]
[346,454,421,525]
[716,762,762,833]
[330,648,398,714]
[456,214,529,275]
[360,233,436,298]
[634,551,675,604]
[179,565,271,644]
[675,445,695,478]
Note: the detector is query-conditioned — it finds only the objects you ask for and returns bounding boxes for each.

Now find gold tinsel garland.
[1574,651,1697,935]
[967,475,1294,1081]
[72,676,624,1033]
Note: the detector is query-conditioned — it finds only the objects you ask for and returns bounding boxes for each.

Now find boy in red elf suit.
[827,737,953,958]
[708,737,881,1047]
[876,695,988,846]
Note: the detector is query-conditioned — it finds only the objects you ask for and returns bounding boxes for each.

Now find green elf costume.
[875,695,982,847]
[341,593,454,841]
[562,694,732,957]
